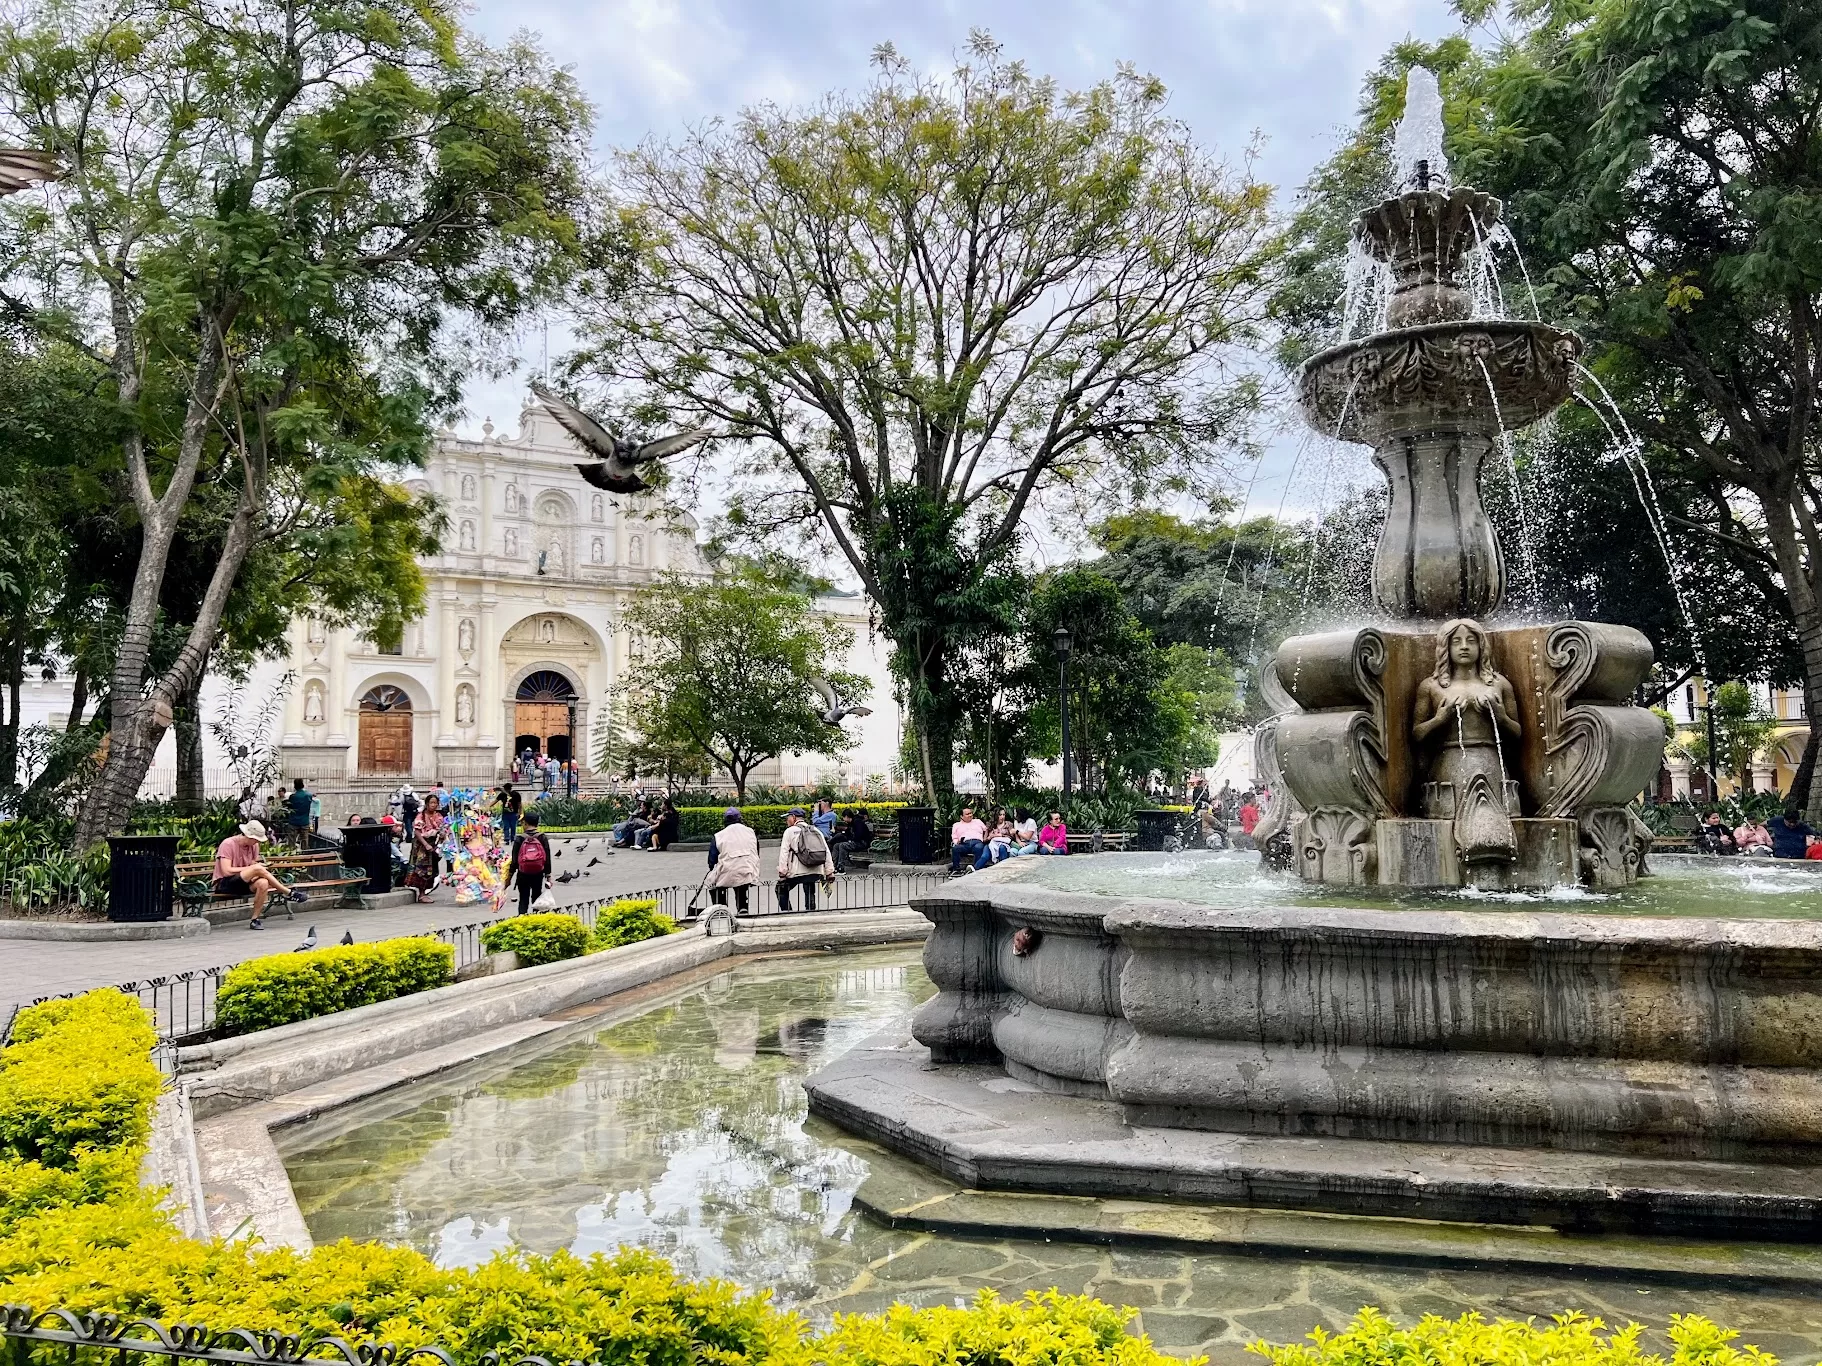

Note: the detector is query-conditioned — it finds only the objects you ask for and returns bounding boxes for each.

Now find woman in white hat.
[214,819,284,930]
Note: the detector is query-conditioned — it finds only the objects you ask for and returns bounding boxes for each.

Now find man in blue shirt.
[287,778,314,845]
[1767,805,1817,859]
[812,800,839,841]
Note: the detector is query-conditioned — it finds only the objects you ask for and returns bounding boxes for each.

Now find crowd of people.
[1692,805,1822,858]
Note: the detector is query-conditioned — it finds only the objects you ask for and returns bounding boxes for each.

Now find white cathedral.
[17,401,901,801]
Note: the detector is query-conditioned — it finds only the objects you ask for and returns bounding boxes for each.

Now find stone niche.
[1267,619,1663,889]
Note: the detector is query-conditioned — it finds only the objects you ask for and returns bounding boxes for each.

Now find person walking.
[406,793,445,901]
[398,784,419,840]
[493,782,522,844]
[504,813,551,915]
[706,807,760,914]
[286,777,314,846]
[776,807,830,912]
[213,819,284,930]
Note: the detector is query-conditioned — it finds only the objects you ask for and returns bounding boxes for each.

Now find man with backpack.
[504,812,552,916]
[776,806,830,912]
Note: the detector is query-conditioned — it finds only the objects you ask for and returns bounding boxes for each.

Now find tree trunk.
[1794,715,1821,821]
[174,676,205,812]
[65,665,87,733]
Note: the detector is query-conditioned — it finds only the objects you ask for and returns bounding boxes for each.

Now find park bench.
[173,851,369,919]
[1067,831,1132,853]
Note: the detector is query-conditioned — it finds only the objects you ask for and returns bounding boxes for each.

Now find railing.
[0,1305,589,1366]
[6,871,945,1068]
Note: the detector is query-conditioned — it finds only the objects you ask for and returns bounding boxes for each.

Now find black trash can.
[339,824,393,895]
[1134,809,1177,852]
[896,806,936,865]
[106,835,177,922]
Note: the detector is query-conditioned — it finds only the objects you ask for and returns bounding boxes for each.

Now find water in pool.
[279,947,1822,1364]
[1004,849,1822,918]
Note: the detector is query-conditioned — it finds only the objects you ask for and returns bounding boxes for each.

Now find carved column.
[434,598,458,746]
[1372,430,1504,618]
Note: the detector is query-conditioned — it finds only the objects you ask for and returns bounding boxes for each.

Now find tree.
[576,35,1277,799]
[622,569,868,800]
[1403,0,1822,816]
[1685,680,1781,793]
[0,0,599,842]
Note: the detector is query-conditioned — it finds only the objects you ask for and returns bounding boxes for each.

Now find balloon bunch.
[440,787,508,908]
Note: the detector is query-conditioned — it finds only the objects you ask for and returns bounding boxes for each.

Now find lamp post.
[566,702,578,799]
[1053,627,1073,802]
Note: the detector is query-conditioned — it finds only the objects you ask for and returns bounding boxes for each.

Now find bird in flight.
[810,677,873,727]
[531,383,712,494]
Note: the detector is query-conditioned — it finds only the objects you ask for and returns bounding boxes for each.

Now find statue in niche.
[629,534,643,565]
[460,474,475,500]
[591,494,604,522]
[505,483,519,512]
[305,618,325,645]
[302,679,326,725]
[544,537,565,574]
[504,527,518,556]
[455,684,476,726]
[457,618,475,655]
[591,537,604,565]
[1413,618,1522,864]
[540,617,556,644]
[458,520,475,551]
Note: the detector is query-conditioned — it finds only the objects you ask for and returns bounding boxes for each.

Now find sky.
[456,0,1461,561]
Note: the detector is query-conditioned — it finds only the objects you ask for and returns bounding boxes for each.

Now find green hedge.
[589,898,675,951]
[0,990,158,1237]
[677,802,907,840]
[480,913,590,967]
[214,939,454,1036]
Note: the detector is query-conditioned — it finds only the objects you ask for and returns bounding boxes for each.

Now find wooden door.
[515,702,569,751]
[359,710,412,773]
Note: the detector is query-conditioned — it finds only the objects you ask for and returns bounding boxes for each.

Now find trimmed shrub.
[821,1290,1171,1366]
[1248,1307,1772,1366]
[0,991,160,1167]
[589,898,676,951]
[479,913,590,967]
[214,939,454,1036]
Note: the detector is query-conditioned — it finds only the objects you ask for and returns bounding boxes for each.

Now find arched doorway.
[358,685,413,774]
[514,670,577,763]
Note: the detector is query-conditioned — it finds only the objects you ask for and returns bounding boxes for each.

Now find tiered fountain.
[1260,70,1664,891]
[808,72,1822,1241]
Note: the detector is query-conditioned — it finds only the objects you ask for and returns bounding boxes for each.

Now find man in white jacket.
[706,808,760,914]
[776,806,830,913]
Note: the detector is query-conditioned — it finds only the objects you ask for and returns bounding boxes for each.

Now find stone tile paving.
[277,946,1822,1363]
[2,844,709,1018]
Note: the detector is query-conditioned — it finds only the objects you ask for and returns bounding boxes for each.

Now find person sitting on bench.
[214,819,286,930]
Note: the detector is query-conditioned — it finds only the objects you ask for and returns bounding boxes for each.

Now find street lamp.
[1052,627,1073,802]
[566,702,578,799]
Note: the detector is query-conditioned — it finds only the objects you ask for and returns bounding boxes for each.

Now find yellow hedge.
[0,990,160,1168]
[214,938,454,1036]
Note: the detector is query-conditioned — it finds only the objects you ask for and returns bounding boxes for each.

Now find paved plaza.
[2,846,713,1019]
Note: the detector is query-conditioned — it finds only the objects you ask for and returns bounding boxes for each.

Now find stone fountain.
[1263,72,1664,891]
[804,73,1822,1242]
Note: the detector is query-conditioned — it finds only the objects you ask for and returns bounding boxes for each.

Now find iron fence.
[5,870,944,1067]
[0,1305,589,1366]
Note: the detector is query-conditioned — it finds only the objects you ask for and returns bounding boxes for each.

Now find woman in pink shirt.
[213,820,284,930]
[1037,811,1068,855]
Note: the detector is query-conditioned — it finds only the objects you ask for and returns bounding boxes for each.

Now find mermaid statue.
[1412,619,1522,866]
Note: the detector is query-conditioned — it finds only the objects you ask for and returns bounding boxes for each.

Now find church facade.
[274,402,898,792]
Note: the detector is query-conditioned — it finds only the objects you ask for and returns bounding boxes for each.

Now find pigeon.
[587,857,600,868]
[555,871,578,884]
[554,850,562,858]
[295,926,318,952]
[531,383,713,495]
[339,930,354,945]
[810,676,874,726]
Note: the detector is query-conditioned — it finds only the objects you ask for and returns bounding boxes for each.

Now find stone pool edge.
[157,908,932,1250]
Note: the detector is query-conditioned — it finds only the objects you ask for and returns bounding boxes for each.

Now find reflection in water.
[282,948,1822,1364]
[1013,849,1822,919]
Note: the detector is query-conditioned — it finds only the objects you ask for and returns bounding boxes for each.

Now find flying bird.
[587,857,600,868]
[295,926,318,952]
[530,383,712,495]
[810,677,873,727]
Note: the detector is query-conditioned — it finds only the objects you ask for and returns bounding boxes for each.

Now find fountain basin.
[1299,319,1580,446]
[809,862,1822,1237]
